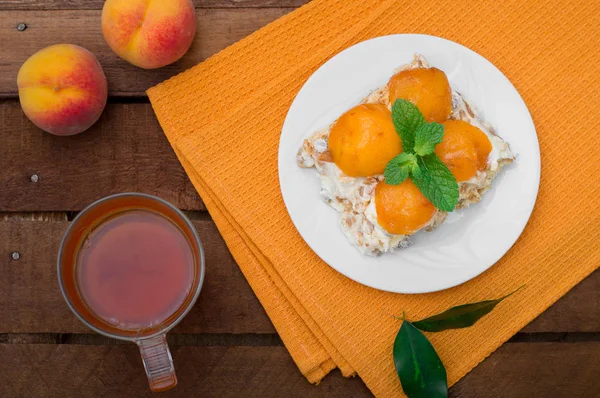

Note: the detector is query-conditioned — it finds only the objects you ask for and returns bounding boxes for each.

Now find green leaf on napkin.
[392,286,523,397]
[393,321,448,398]
[412,286,525,332]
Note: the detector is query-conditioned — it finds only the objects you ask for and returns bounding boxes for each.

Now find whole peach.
[17,44,108,136]
[102,0,197,69]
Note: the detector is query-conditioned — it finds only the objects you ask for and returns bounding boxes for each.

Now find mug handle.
[137,334,178,392]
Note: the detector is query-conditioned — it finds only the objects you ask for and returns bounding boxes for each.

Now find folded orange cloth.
[148,0,600,395]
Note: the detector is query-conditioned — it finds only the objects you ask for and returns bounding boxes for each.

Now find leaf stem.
[384,309,409,321]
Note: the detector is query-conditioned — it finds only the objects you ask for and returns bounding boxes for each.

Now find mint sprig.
[385,99,459,211]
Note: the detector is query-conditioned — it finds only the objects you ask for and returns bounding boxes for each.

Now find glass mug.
[58,193,205,392]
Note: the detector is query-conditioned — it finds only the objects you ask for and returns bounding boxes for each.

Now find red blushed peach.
[102,0,197,69]
[17,44,108,136]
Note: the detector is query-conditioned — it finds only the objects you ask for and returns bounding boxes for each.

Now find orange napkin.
[147,0,600,395]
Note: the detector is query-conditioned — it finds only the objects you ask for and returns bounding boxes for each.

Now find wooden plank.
[0,217,599,334]
[0,342,598,397]
[0,344,371,397]
[0,9,292,97]
[0,219,275,334]
[0,0,308,10]
[450,342,600,397]
[523,269,600,333]
[0,102,204,211]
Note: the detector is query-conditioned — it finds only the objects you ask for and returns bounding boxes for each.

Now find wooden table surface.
[0,1,599,397]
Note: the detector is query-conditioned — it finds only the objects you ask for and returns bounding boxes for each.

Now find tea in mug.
[76,210,195,329]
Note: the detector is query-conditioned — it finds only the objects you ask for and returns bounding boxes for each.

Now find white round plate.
[278,34,540,294]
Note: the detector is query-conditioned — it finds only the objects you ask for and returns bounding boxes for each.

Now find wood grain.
[0,219,275,334]
[523,269,600,333]
[0,342,598,397]
[0,102,204,211]
[0,0,308,10]
[0,344,370,397]
[0,9,292,97]
[0,3,596,397]
[451,342,600,398]
[0,217,598,334]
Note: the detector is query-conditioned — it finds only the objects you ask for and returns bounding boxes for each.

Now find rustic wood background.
[0,1,598,397]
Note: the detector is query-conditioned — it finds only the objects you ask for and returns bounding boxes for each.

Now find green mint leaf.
[385,164,409,186]
[393,321,448,398]
[411,154,459,212]
[412,286,525,332]
[414,123,444,156]
[391,99,426,153]
[384,153,418,185]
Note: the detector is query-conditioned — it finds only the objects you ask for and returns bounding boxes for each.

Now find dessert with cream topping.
[297,54,514,256]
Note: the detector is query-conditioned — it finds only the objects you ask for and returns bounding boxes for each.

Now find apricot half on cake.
[388,67,452,123]
[375,180,436,235]
[328,103,402,177]
[435,120,493,182]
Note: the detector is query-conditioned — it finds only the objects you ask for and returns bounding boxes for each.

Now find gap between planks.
[1,212,68,221]
[0,2,307,11]
[1,332,600,346]
[1,211,211,222]
[0,95,150,102]
[0,333,283,346]
[0,6,299,11]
